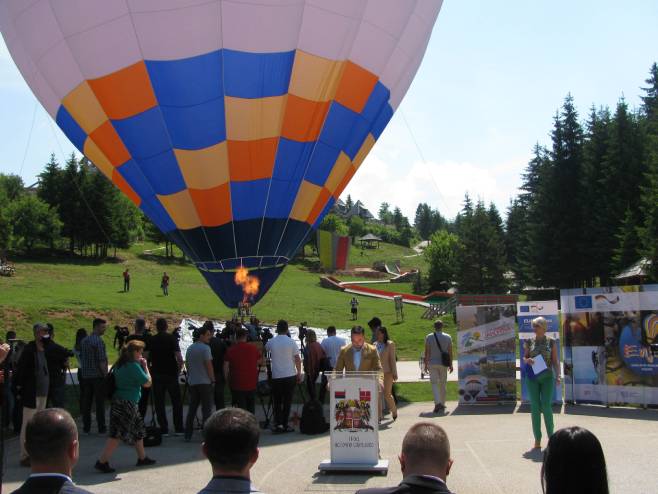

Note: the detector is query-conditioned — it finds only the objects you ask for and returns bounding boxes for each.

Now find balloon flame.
[234,267,260,303]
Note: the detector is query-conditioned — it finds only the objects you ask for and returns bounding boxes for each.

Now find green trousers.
[527,371,554,441]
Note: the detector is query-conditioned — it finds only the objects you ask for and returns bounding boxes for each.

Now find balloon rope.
[399,108,454,217]
[18,100,38,178]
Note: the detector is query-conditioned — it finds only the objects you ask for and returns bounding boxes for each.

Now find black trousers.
[152,374,183,433]
[80,377,106,432]
[271,376,296,427]
[214,377,225,411]
[231,389,255,414]
[185,384,213,435]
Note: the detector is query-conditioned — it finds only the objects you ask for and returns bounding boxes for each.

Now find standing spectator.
[376,327,398,421]
[224,328,261,414]
[73,328,87,368]
[79,318,109,435]
[161,272,170,296]
[149,318,184,436]
[126,318,152,418]
[208,322,228,411]
[368,317,382,343]
[542,427,608,494]
[266,320,301,434]
[95,340,155,473]
[10,408,93,494]
[44,324,72,408]
[321,326,346,370]
[123,268,130,292]
[185,326,215,442]
[523,316,560,449]
[303,330,326,401]
[350,296,359,320]
[356,422,455,494]
[424,320,453,414]
[13,323,51,467]
[197,408,264,494]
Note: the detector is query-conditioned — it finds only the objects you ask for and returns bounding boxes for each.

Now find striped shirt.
[79,333,107,379]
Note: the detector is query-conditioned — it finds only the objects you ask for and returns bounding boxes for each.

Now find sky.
[1,0,657,221]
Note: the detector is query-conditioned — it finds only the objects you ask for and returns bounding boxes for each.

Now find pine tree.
[345,194,353,210]
[505,198,528,286]
[37,153,62,208]
[613,207,642,273]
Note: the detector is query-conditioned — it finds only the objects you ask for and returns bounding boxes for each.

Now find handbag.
[433,333,452,367]
[143,392,162,447]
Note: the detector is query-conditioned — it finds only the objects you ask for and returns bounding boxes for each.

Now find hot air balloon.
[0,0,442,307]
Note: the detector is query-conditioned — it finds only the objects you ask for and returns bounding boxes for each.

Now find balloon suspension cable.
[399,108,454,218]
[18,100,38,179]
[47,118,113,248]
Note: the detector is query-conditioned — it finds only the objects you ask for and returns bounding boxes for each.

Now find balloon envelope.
[0,0,442,307]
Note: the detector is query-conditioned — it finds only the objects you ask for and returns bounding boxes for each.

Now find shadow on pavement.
[449,404,517,415]
[311,471,381,485]
[562,403,658,421]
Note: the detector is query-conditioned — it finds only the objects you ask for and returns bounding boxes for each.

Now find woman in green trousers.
[523,316,561,449]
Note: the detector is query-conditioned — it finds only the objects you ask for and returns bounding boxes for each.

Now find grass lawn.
[348,242,427,272]
[0,243,454,362]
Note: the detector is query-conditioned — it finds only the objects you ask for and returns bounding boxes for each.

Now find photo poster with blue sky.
[456,304,517,405]
[560,285,658,407]
[517,301,562,404]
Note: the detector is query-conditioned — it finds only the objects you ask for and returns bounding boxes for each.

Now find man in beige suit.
[334,326,382,373]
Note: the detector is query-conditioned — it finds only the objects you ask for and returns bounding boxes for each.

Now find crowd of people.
[0,315,612,493]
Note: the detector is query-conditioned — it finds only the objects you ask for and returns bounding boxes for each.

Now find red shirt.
[224,342,261,391]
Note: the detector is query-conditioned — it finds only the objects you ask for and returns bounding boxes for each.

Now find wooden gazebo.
[358,233,382,249]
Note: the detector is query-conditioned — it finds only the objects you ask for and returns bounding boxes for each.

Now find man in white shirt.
[265,320,301,434]
[320,326,347,369]
[424,320,453,414]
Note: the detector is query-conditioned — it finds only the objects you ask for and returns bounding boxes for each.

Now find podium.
[318,371,389,474]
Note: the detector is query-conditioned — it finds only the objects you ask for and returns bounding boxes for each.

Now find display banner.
[517,301,562,404]
[456,304,517,404]
[317,230,350,271]
[319,372,387,473]
[561,285,658,407]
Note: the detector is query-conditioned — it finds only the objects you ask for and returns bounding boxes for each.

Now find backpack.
[299,400,329,435]
[105,367,116,400]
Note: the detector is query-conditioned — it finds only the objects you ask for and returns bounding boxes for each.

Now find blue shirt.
[353,347,362,370]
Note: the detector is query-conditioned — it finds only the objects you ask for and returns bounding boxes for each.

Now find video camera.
[259,326,273,345]
[298,322,308,345]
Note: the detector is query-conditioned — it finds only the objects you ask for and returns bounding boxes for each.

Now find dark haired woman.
[375,327,398,421]
[542,426,608,494]
[303,329,327,401]
[95,340,155,473]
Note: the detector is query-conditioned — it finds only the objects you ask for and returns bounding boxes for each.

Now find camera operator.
[265,320,301,434]
[126,318,152,418]
[224,328,262,414]
[44,323,74,408]
[14,323,52,467]
[113,325,129,350]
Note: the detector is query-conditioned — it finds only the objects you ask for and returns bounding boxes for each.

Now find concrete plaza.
[3,401,657,494]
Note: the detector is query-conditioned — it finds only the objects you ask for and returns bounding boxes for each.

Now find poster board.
[517,301,562,404]
[560,285,658,407]
[456,304,517,404]
[319,372,388,473]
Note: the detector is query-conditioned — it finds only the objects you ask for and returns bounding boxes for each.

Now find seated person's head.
[276,320,288,335]
[26,408,79,471]
[327,326,336,336]
[203,408,260,476]
[542,426,608,494]
[368,317,382,330]
[400,422,452,480]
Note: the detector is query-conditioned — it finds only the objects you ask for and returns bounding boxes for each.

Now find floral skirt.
[109,399,146,445]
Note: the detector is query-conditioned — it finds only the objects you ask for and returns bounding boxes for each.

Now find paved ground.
[3,402,656,494]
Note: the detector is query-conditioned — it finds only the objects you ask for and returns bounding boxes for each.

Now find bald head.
[26,408,78,465]
[401,423,451,476]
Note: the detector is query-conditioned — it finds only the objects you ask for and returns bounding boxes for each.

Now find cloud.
[342,153,529,222]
